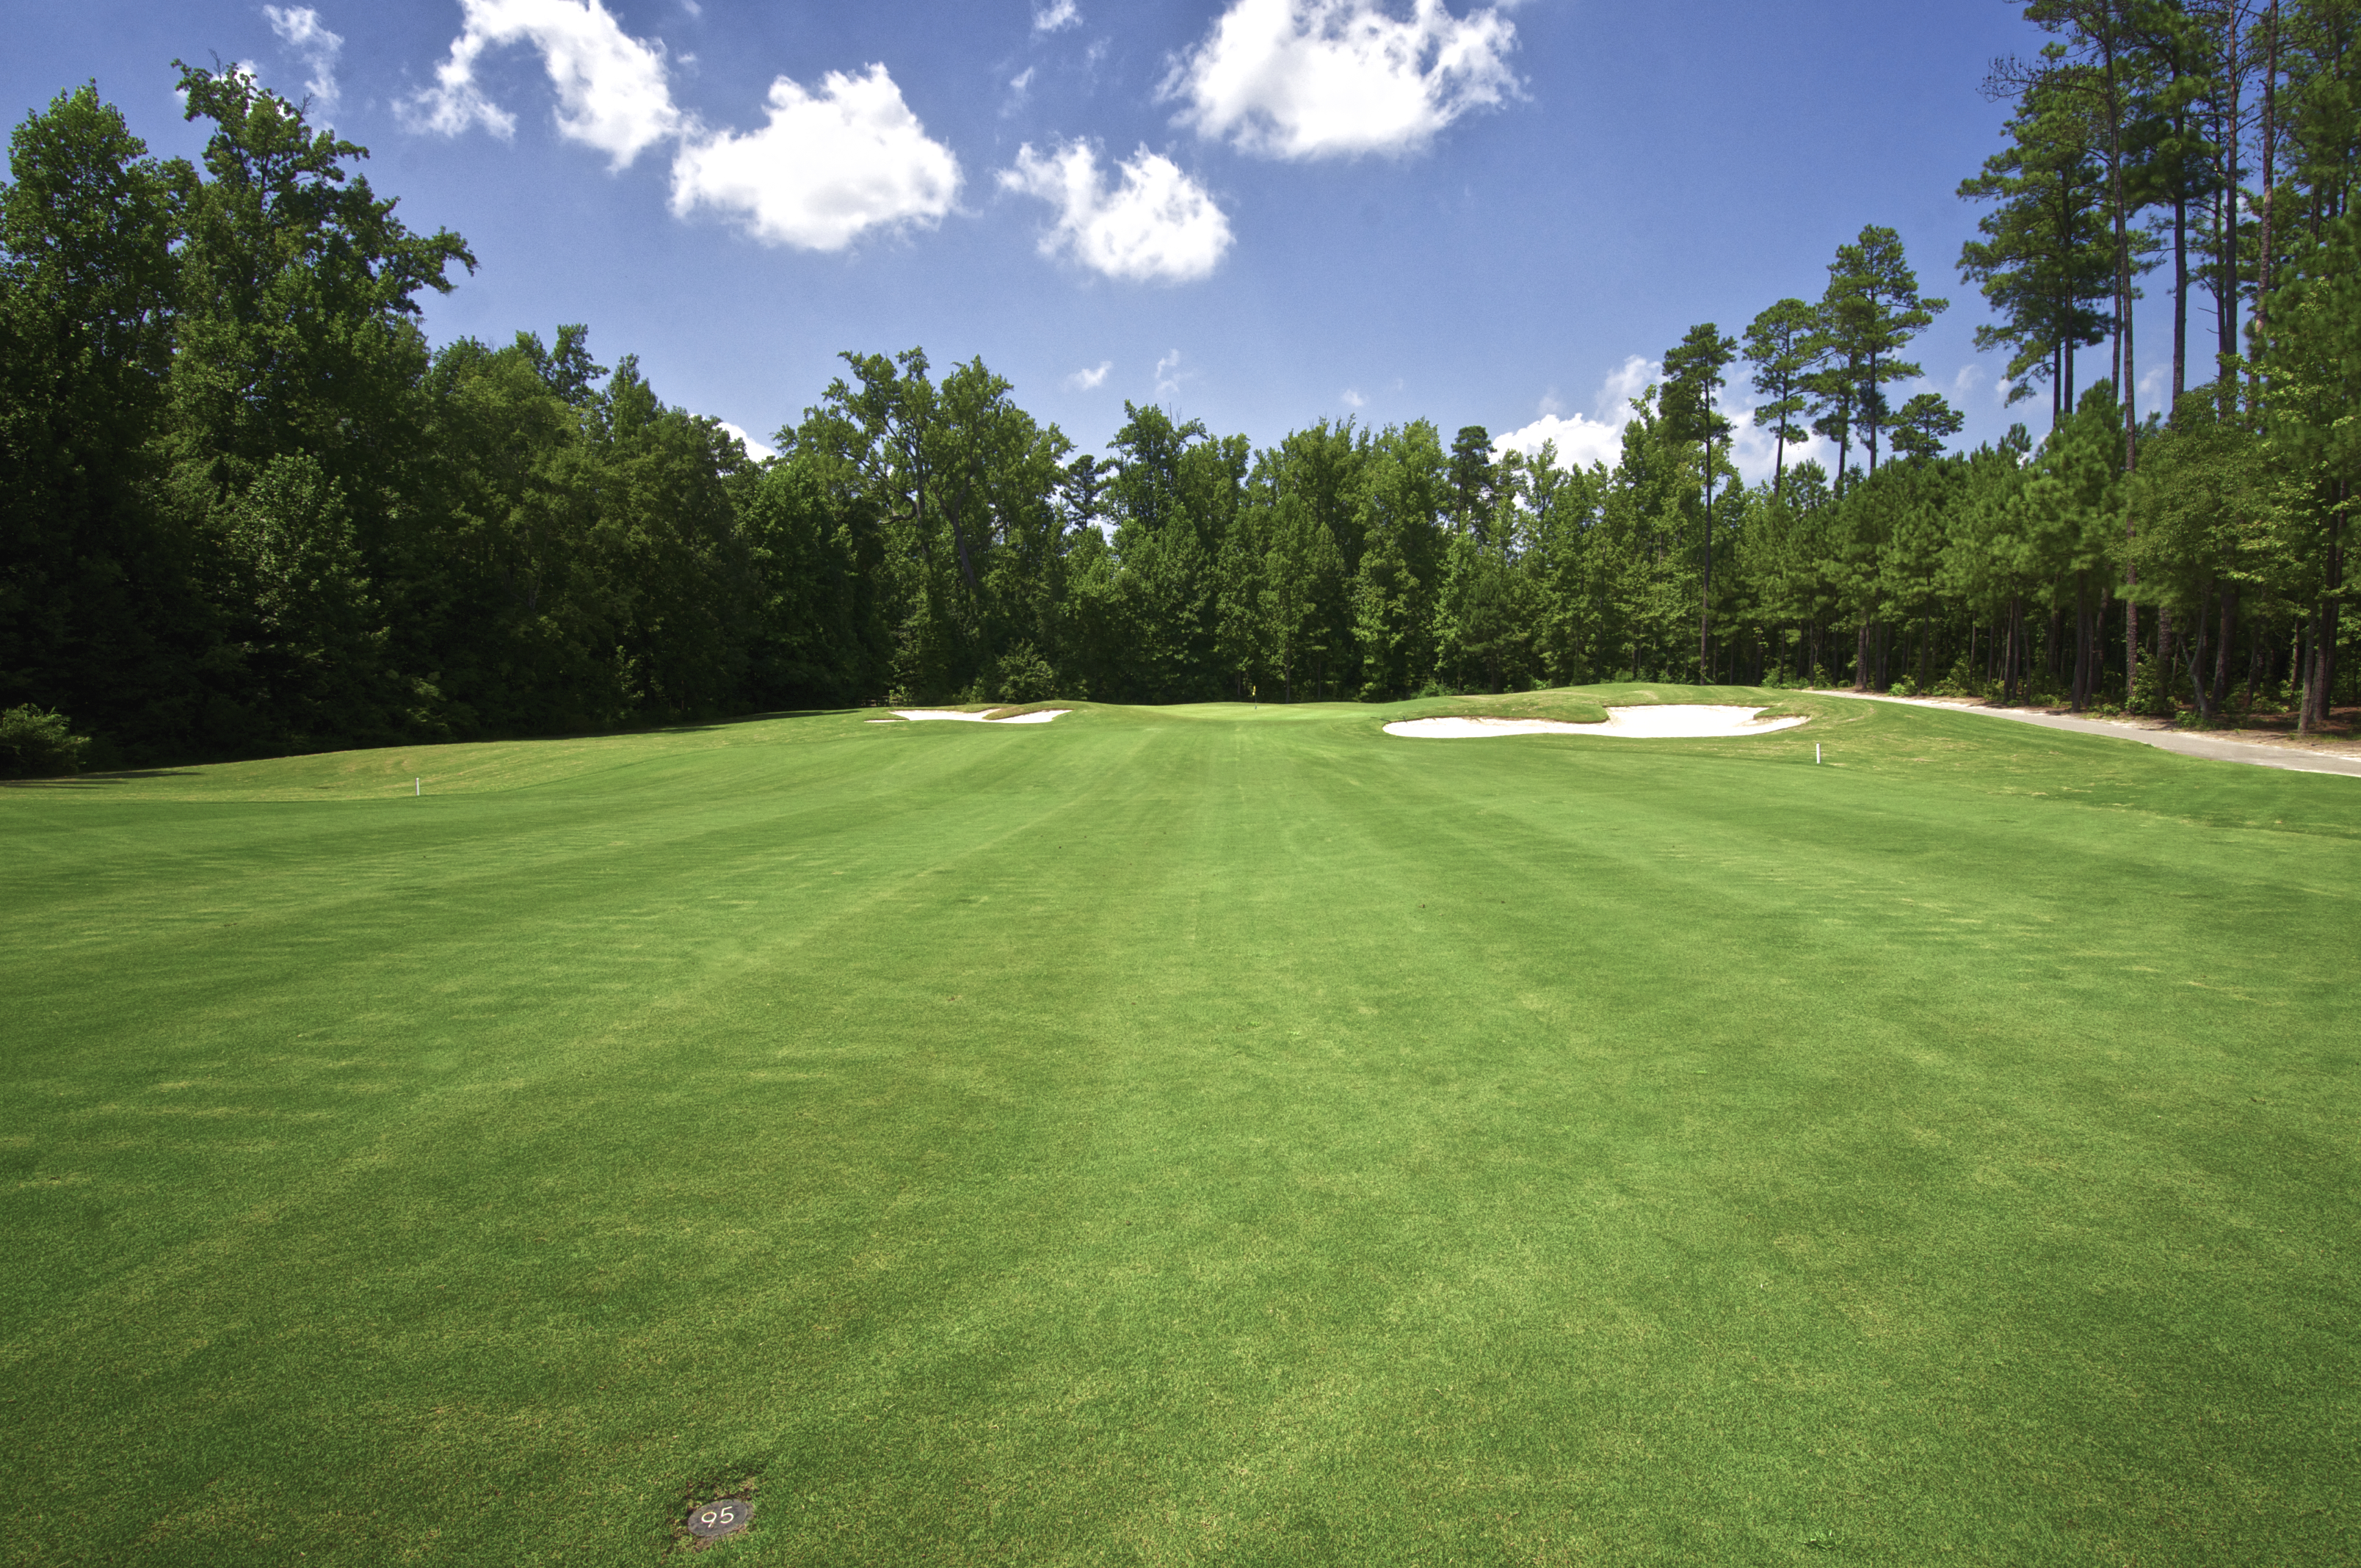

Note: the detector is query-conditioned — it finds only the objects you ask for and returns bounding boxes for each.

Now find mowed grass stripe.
[2,688,2355,1566]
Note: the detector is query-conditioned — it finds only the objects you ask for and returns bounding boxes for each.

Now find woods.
[2,1,2355,770]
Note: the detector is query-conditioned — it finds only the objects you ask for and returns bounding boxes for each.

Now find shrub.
[1932,656,1987,699]
[990,642,1059,704]
[0,705,92,777]
[2129,654,2180,716]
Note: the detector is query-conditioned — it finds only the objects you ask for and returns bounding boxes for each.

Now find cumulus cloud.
[1067,360,1113,390]
[1723,404,1836,486]
[1342,388,1367,407]
[406,0,958,250]
[405,0,682,168]
[265,6,344,111]
[1493,411,1625,472]
[1495,355,1835,485]
[1164,0,1518,159]
[716,421,776,462]
[670,65,960,250]
[1493,356,1653,471]
[405,0,960,253]
[999,141,1232,283]
[1034,0,1081,33]
[1154,349,1186,397]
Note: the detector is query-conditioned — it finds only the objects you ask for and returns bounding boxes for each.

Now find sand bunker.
[1385,705,1807,740]
[874,708,1070,725]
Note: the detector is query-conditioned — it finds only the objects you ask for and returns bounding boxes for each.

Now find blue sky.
[12,1,2144,477]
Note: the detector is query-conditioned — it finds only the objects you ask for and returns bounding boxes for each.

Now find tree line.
[1,4,2354,772]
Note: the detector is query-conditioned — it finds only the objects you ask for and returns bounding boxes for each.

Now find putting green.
[3,686,2354,1566]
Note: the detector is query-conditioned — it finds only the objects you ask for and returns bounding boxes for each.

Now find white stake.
[1815,744,1821,765]
[415,777,421,796]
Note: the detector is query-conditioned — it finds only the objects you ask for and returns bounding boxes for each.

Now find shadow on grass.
[1,769,204,790]
[628,708,846,736]
[1,709,866,788]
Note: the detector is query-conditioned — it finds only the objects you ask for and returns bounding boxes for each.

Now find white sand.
[1385,705,1808,740]
[877,708,1071,725]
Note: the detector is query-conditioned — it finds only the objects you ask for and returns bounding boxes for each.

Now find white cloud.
[1494,355,1651,471]
[670,65,961,250]
[405,0,681,169]
[265,6,344,110]
[1034,0,1081,33]
[1595,352,1656,412]
[1067,360,1112,390]
[1492,411,1625,473]
[999,141,1232,283]
[1342,388,1367,407]
[405,4,959,252]
[1164,0,1519,160]
[1494,355,1836,484]
[716,420,775,462]
[1724,404,1835,486]
[1154,349,1186,397]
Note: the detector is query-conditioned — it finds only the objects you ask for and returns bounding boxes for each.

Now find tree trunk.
[2171,46,2188,413]
[2186,578,2213,720]
[2213,581,2237,708]
[1698,469,1714,678]
[2001,600,2014,703]
[2013,595,2031,703]
[2125,581,2139,708]
[2099,580,2114,703]
[2099,24,2141,705]
[2243,620,2264,715]
[2221,9,2241,390]
[2299,603,2321,733]
[2172,195,2188,405]
[2255,1,2278,402]
[2072,576,2093,711]
[2309,509,2346,730]
[2288,616,2304,727]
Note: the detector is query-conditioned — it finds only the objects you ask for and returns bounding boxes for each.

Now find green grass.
[3,685,2354,1567]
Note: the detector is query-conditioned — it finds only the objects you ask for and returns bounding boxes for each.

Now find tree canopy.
[3,10,2357,772]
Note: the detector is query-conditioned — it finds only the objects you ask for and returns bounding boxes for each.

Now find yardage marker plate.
[686,1497,751,1539]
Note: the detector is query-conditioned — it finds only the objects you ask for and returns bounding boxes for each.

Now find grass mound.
[4,686,2354,1565]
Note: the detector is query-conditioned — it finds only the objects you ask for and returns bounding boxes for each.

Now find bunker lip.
[874,708,1071,725]
[1385,705,1809,740]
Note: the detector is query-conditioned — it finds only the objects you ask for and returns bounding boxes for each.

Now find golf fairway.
[3,686,2354,1566]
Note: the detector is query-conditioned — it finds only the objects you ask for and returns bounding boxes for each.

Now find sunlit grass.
[4,687,2354,1565]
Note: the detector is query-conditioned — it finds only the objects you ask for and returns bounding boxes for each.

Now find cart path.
[1805,690,2361,780]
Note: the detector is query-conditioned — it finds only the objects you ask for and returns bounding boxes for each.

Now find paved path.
[1805,691,2361,780]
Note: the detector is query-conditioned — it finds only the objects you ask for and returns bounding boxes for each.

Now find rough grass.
[2,685,2355,1567]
